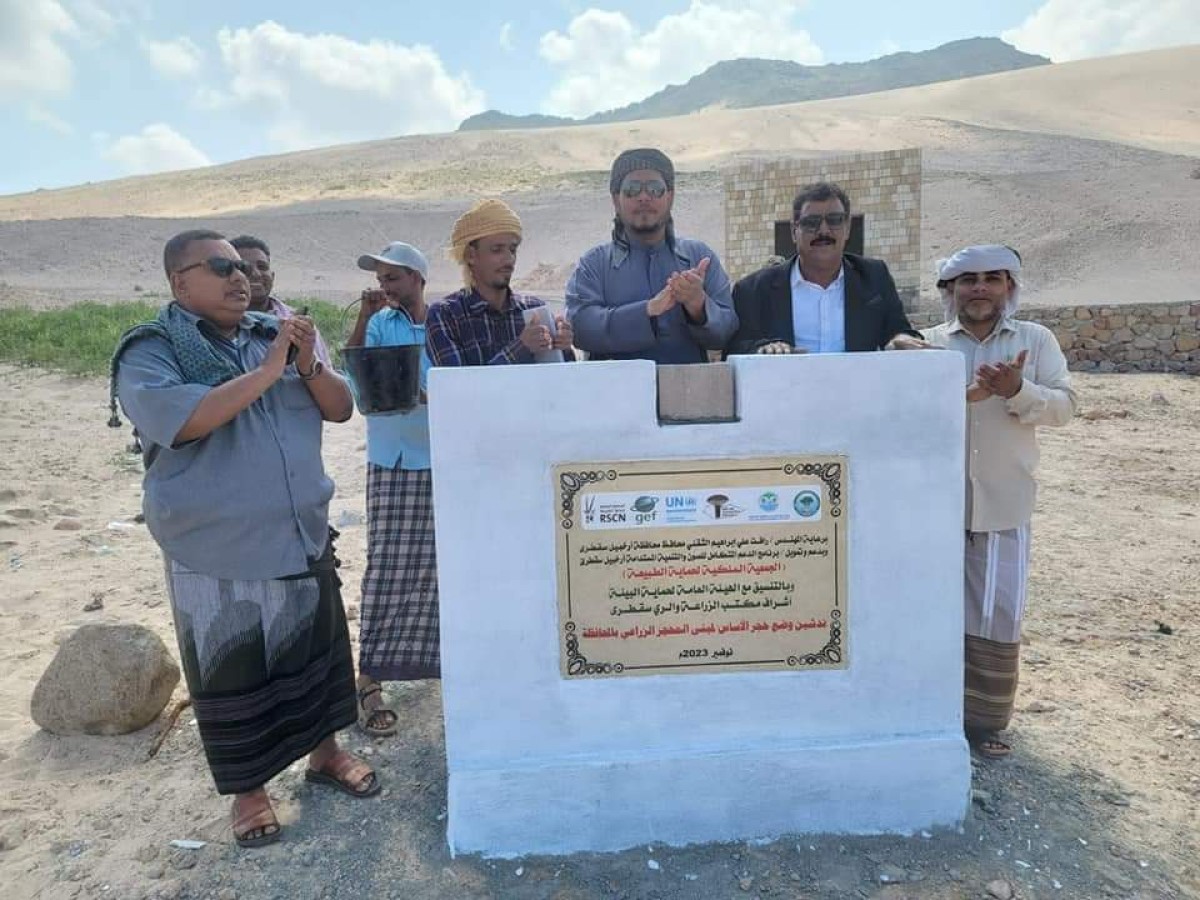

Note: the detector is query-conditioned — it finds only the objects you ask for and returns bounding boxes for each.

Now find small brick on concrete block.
[657,363,737,423]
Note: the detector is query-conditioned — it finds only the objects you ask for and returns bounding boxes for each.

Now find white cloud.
[27,103,74,135]
[141,35,203,78]
[500,22,514,52]
[538,0,822,118]
[0,0,79,97]
[101,123,211,175]
[205,20,486,150]
[1003,0,1200,62]
[68,0,116,37]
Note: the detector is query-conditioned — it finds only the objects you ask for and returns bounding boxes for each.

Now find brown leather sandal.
[356,682,398,738]
[967,730,1012,759]
[304,750,381,798]
[232,796,281,848]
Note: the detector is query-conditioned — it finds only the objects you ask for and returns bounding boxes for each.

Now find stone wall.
[723,149,922,307]
[909,303,1200,374]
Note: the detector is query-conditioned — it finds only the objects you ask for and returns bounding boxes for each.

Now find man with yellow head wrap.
[426,198,575,366]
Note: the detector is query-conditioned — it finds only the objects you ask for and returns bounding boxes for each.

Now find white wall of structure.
[429,351,970,857]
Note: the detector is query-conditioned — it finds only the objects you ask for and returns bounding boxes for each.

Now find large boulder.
[31,623,180,735]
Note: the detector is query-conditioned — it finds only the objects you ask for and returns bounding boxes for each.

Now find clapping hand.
[668,257,710,321]
[552,315,574,350]
[971,349,1028,401]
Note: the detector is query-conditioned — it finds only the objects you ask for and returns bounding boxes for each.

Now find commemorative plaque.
[555,456,849,678]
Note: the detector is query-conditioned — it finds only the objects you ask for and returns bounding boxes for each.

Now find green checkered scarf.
[107,302,278,427]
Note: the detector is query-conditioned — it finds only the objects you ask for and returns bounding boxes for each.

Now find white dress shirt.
[790,262,846,353]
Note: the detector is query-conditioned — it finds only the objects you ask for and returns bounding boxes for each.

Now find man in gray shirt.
[114,229,378,849]
[566,148,737,363]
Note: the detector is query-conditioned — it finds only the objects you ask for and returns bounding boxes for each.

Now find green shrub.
[0,299,355,376]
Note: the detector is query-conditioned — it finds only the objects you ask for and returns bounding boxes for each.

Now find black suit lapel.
[842,259,869,351]
[773,259,795,346]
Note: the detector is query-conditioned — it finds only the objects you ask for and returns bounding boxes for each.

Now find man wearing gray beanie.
[565,148,737,363]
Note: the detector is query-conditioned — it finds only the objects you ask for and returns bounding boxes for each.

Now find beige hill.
[1,45,1197,309]
[2,45,1198,221]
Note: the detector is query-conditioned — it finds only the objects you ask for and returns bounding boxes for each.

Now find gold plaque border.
[556,459,846,678]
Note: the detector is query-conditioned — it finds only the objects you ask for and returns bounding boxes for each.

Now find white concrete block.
[429,352,970,857]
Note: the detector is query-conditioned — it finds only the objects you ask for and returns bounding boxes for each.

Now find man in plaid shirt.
[427,199,575,366]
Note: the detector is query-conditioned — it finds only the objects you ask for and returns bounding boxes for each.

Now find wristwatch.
[298,359,324,380]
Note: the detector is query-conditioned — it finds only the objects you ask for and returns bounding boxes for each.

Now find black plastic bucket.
[341,345,423,414]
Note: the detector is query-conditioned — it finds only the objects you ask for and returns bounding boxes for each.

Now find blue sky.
[3,0,1197,196]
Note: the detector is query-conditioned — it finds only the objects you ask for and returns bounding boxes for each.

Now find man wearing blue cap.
[345,242,439,738]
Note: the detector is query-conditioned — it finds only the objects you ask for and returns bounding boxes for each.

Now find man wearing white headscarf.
[922,244,1076,760]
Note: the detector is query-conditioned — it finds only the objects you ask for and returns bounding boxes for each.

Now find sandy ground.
[2,45,1199,312]
[0,365,1197,900]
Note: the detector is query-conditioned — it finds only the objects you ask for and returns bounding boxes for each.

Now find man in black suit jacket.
[725,182,928,356]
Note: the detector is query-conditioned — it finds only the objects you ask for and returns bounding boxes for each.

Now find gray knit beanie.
[609,148,675,194]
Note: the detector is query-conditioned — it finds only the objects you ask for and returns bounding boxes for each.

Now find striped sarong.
[964,635,1020,732]
[165,533,356,795]
[359,465,440,680]
[962,524,1030,732]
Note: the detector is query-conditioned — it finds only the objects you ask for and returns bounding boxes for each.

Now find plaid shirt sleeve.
[492,337,533,365]
[427,297,536,366]
[426,302,469,367]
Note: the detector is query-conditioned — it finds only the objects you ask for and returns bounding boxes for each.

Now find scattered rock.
[738,875,755,891]
[31,623,180,735]
[53,517,84,531]
[83,593,104,612]
[5,507,40,520]
[1081,408,1129,421]
[134,844,158,863]
[986,879,1014,900]
[1024,700,1058,713]
[1154,620,1174,635]
[1150,392,1169,405]
[168,848,197,870]
[145,864,164,880]
[877,863,908,883]
[972,788,993,809]
[1104,871,1135,892]
[647,859,660,871]
[217,889,238,900]
[157,879,183,900]
[0,818,26,851]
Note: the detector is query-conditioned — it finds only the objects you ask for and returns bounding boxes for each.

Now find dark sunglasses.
[795,212,848,232]
[175,257,253,278]
[620,179,668,199]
